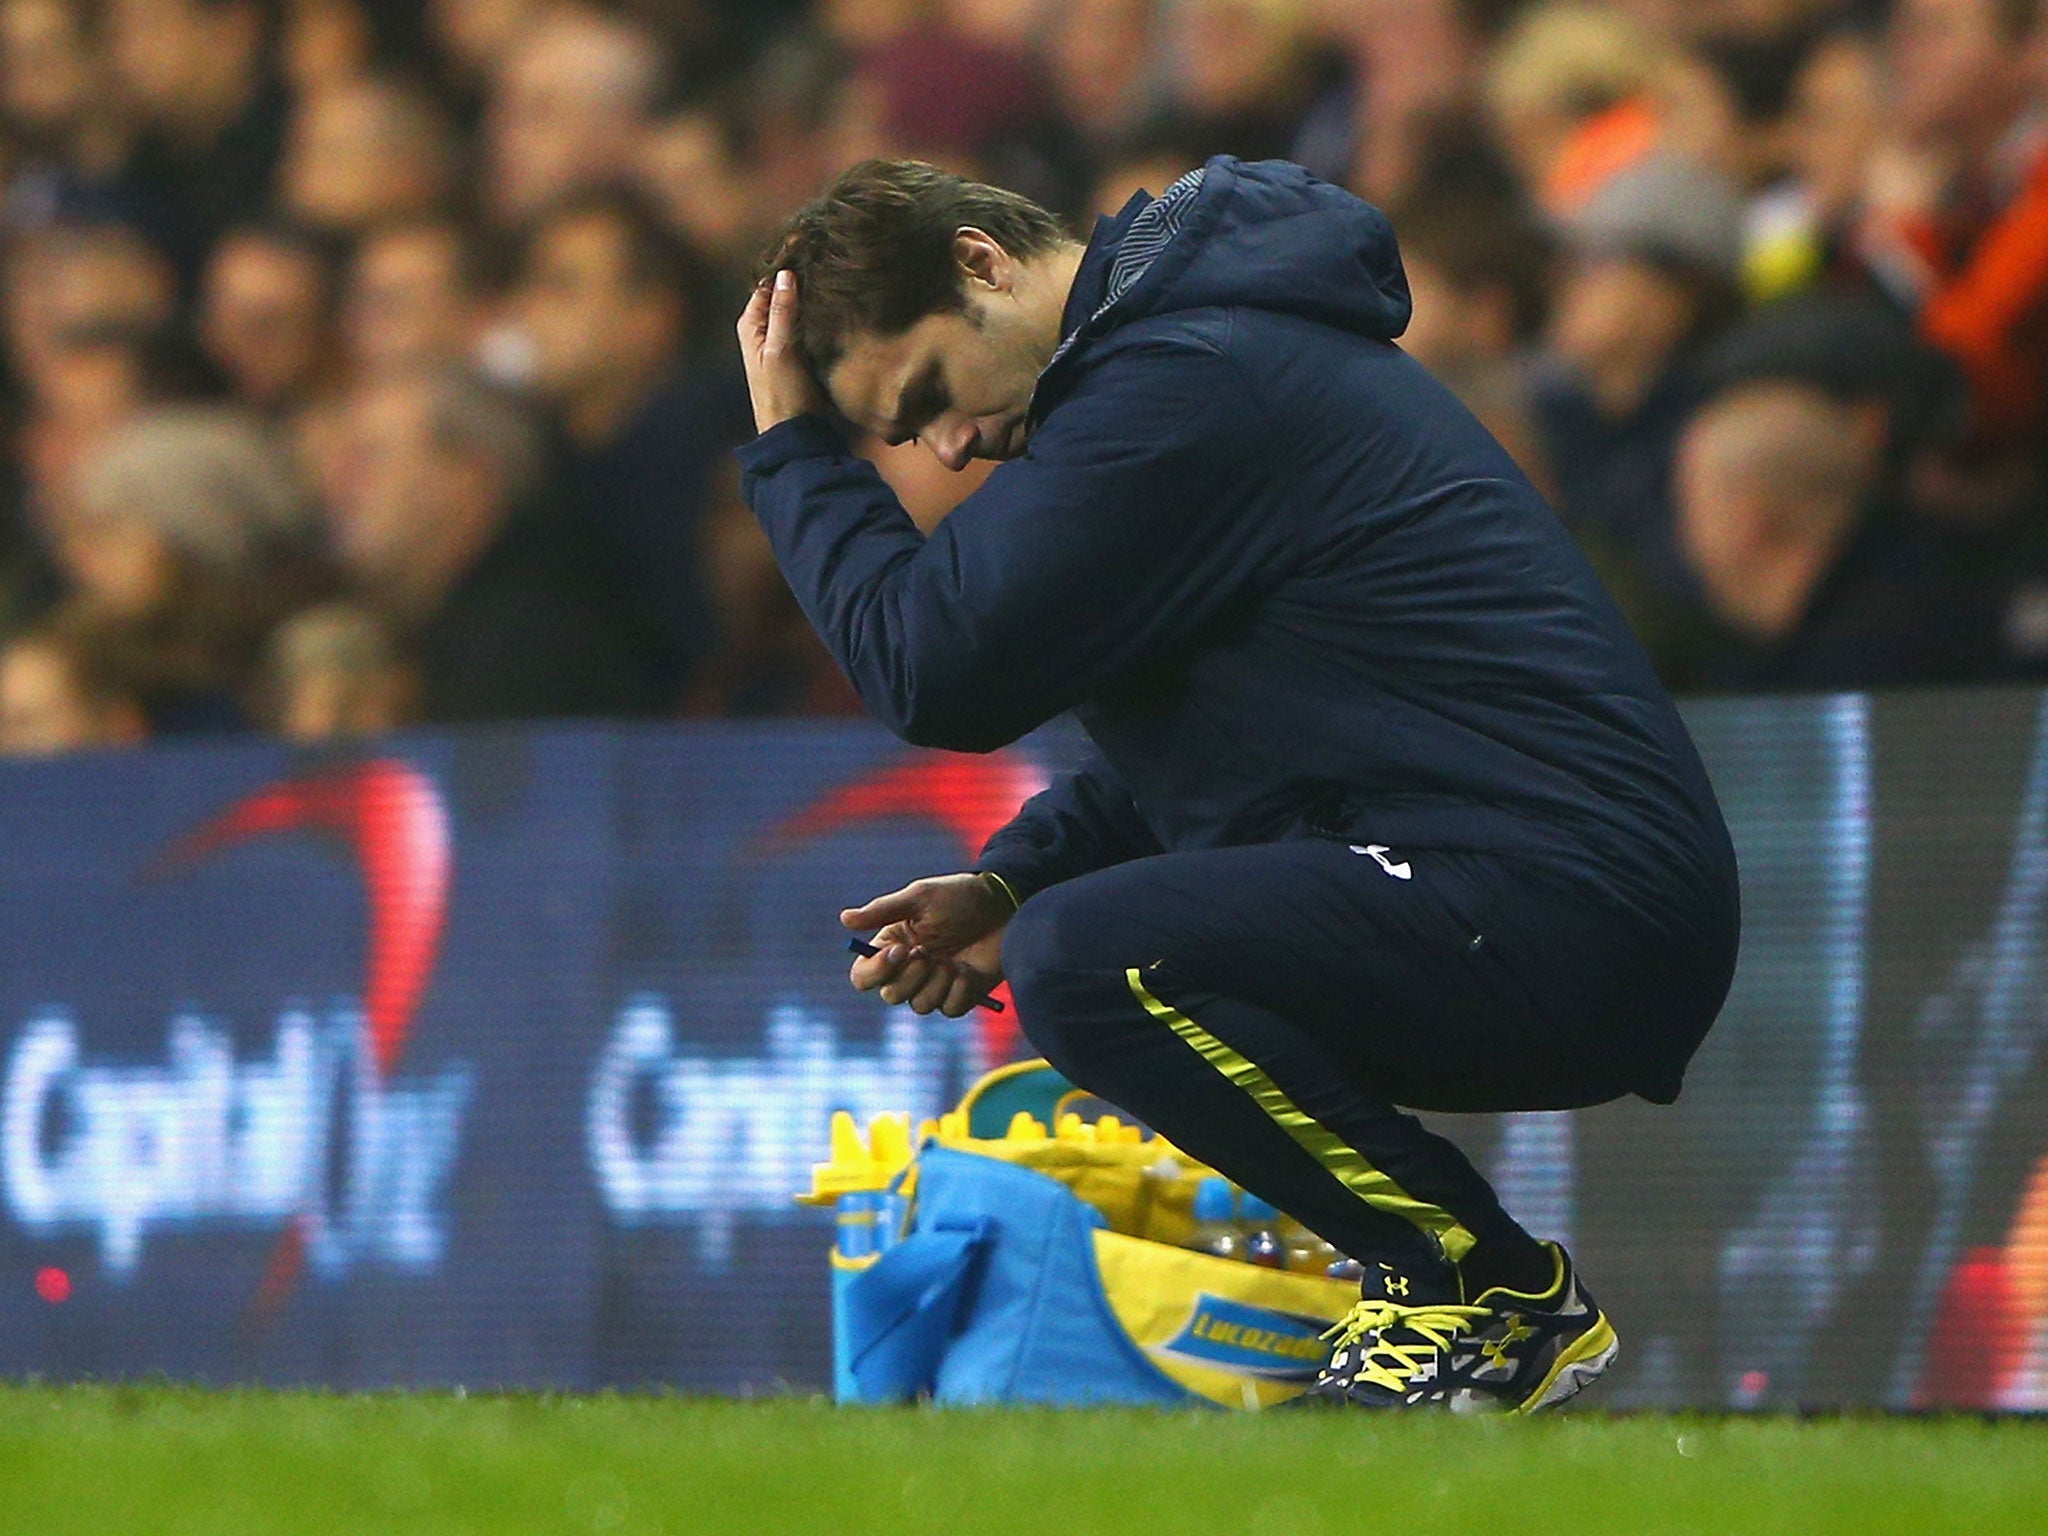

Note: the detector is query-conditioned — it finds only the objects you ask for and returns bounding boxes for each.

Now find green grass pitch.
[0,1385,2044,1535]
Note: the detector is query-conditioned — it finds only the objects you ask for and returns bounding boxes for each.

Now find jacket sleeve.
[734,334,1289,752]
[1856,147,2048,446]
[975,744,1162,903]
[1918,151,2048,445]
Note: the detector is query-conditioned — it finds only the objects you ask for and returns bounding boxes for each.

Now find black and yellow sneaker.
[1449,1241,1618,1414]
[1301,1256,1489,1409]
[1303,1242,1617,1413]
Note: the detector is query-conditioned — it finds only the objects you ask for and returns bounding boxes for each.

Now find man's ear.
[953,228,1011,293]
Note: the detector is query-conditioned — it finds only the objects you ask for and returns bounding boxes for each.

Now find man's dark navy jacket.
[737,158,1740,955]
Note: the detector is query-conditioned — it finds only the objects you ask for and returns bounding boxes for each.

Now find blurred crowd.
[0,0,2045,757]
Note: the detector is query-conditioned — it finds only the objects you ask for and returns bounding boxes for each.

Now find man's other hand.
[737,269,828,435]
[841,873,1015,1017]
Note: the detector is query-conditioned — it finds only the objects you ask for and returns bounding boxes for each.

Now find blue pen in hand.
[847,937,1007,1013]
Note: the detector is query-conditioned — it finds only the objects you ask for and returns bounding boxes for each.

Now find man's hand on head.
[737,270,829,435]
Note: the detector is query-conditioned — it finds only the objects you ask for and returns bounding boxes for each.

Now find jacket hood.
[1044,158,1412,391]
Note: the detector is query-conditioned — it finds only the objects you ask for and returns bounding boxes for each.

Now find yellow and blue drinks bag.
[797,1061,1361,1407]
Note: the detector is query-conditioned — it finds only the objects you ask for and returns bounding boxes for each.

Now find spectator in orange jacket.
[1857,0,2048,457]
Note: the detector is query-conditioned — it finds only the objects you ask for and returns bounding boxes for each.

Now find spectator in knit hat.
[1670,376,2007,690]
[1695,290,1969,479]
[1530,154,1746,580]
[1596,288,1987,688]
[59,404,325,730]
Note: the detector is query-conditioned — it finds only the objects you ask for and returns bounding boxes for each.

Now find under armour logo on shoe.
[1350,844,1413,880]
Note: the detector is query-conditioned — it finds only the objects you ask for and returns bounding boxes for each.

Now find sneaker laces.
[1321,1299,1492,1394]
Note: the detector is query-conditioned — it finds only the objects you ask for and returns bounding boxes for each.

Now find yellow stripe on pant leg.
[1125,968,1478,1263]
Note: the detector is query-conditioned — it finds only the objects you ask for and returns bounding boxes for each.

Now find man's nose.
[925,416,977,472]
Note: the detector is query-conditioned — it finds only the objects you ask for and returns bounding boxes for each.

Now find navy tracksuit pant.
[1000,837,1732,1271]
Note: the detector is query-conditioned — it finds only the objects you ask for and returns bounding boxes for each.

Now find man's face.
[11,233,173,384]
[335,378,506,604]
[518,212,668,398]
[432,0,547,73]
[1398,253,1516,374]
[1548,254,1697,385]
[52,512,173,619]
[201,238,328,408]
[346,226,468,370]
[0,640,128,755]
[282,81,443,234]
[2,0,92,138]
[106,0,239,117]
[825,294,1051,473]
[487,24,642,224]
[1788,32,1882,221]
[333,380,445,583]
[1890,0,2015,144]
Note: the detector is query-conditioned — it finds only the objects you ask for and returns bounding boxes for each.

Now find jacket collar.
[1056,192,1149,348]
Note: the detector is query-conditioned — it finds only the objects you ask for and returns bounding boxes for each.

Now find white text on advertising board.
[1,1008,469,1278]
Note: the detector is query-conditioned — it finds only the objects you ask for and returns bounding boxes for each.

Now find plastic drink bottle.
[1241,1193,1286,1268]
[1188,1177,1246,1260]
[1281,1217,1343,1275]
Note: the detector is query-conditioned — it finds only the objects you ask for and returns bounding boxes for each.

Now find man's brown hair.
[757,160,1071,375]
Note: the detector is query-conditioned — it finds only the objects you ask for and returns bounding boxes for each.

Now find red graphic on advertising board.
[1918,1146,2048,1408]
[1917,1246,2029,1408]
[770,750,1047,1061]
[152,758,451,1331]
[155,759,450,1076]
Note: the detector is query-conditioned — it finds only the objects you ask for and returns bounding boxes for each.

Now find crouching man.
[736,157,1740,1411]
